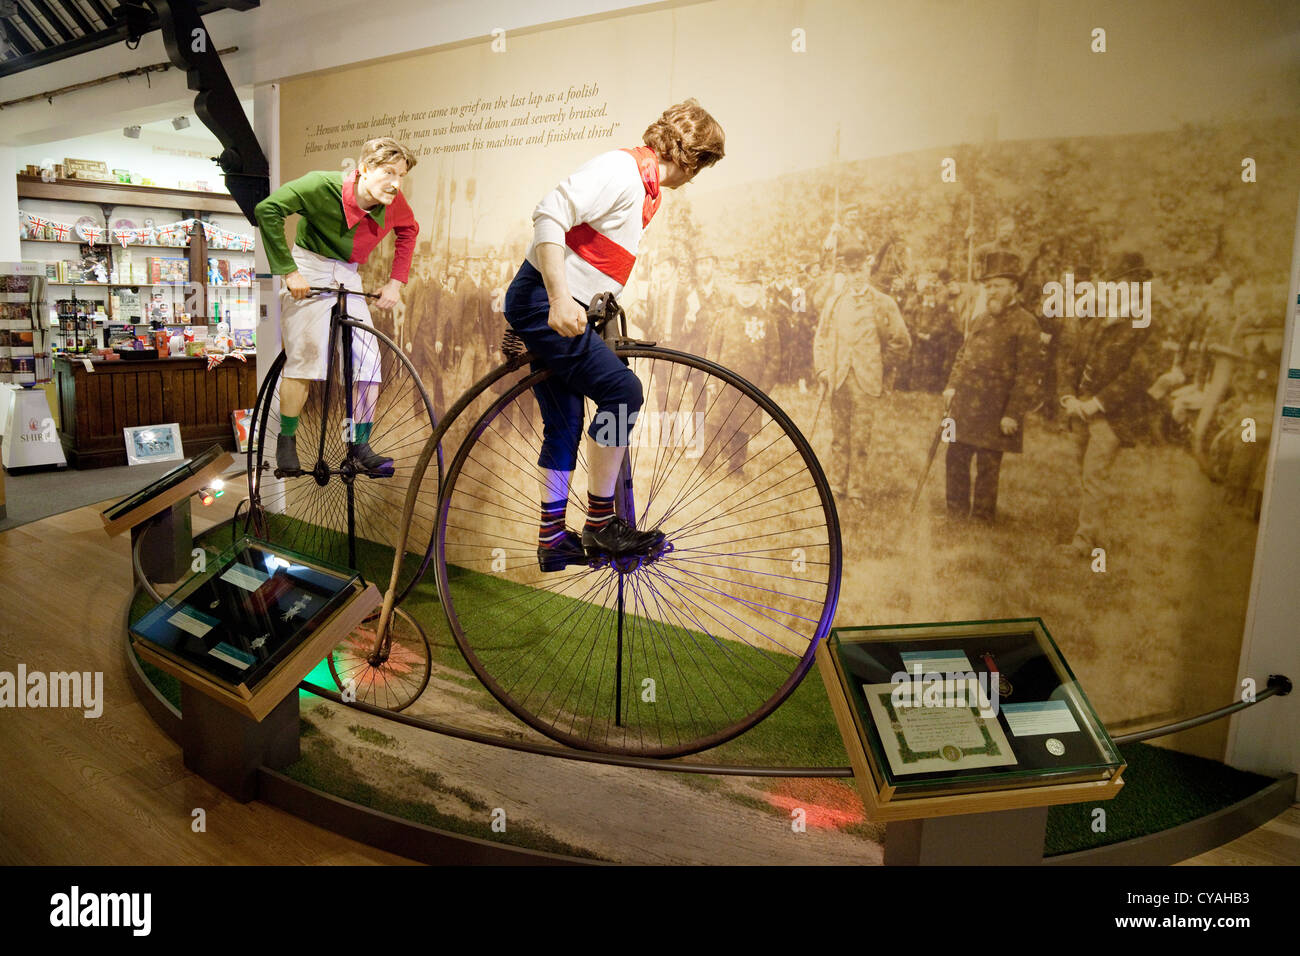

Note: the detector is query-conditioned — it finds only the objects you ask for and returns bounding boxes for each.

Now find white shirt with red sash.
[526,146,660,307]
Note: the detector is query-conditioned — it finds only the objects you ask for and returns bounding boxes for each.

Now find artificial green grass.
[439,561,842,757]
[1043,741,1275,856]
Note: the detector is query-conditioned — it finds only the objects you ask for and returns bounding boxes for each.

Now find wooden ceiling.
[0,0,257,78]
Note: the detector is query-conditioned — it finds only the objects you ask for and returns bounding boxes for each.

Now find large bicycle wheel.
[246,318,442,607]
[434,345,841,757]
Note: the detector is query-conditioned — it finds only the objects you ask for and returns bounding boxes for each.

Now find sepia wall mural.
[277,0,1300,760]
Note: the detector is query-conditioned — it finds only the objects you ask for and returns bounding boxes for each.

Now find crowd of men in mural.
[369,204,1281,553]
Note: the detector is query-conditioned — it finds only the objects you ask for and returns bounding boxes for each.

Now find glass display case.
[130,537,380,720]
[818,619,1124,820]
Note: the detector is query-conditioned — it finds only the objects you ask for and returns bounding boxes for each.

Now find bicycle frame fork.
[317,285,359,571]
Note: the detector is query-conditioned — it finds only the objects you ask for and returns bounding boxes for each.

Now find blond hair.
[643,99,725,175]
[358,137,417,173]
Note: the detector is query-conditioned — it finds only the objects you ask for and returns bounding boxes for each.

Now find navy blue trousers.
[502,259,643,471]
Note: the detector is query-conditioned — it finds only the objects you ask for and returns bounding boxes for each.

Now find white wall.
[1227,196,1300,777]
[16,128,230,194]
[0,148,18,261]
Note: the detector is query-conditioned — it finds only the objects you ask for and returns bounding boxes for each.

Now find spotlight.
[123,126,141,139]
[196,483,224,505]
[172,116,189,130]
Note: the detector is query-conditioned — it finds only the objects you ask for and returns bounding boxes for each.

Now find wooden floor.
[0,498,1294,866]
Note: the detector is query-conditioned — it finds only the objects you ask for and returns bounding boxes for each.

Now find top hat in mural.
[937,267,953,283]
[1074,263,1093,283]
[1108,251,1153,282]
[978,249,1024,287]
[736,260,764,284]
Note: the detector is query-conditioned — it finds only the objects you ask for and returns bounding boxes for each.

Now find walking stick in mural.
[809,381,828,450]
[909,395,952,513]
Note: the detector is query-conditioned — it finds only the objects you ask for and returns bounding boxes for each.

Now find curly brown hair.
[358,137,418,173]
[642,99,725,175]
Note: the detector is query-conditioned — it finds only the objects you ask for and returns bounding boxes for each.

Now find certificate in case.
[817,619,1124,821]
[130,537,380,721]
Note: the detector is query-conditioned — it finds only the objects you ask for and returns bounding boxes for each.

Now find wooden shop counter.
[54,354,258,469]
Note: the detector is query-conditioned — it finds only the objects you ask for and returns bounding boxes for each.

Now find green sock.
[280,415,299,437]
[354,421,372,443]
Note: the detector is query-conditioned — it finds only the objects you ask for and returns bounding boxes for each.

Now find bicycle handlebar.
[304,285,382,300]
[252,273,383,300]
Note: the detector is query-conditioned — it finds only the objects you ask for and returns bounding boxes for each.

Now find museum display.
[130,537,380,720]
[818,618,1125,819]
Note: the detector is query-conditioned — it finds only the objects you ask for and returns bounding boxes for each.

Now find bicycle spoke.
[435,346,840,756]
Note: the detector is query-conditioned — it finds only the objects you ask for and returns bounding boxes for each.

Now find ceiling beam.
[0,0,258,78]
[26,0,77,44]
[12,3,59,49]
[0,17,37,57]
[82,0,116,26]
[51,0,99,37]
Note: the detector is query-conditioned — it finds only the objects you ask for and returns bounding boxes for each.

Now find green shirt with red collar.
[254,169,419,282]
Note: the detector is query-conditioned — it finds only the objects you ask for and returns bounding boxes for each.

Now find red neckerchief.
[621,146,661,227]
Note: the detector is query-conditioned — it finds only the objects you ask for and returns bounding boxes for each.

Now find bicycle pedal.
[361,464,395,478]
[537,552,589,572]
[272,467,302,479]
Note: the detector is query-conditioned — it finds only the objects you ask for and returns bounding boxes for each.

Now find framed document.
[862,681,1017,776]
[124,422,184,465]
[817,619,1124,821]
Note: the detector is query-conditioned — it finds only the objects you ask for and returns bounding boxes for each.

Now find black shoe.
[276,433,300,475]
[582,516,665,559]
[537,530,587,572]
[350,441,394,476]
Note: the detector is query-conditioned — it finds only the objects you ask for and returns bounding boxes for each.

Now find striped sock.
[584,493,616,536]
[538,499,568,548]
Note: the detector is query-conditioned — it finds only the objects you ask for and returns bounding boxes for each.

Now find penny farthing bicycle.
[395,292,842,758]
[245,282,442,711]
